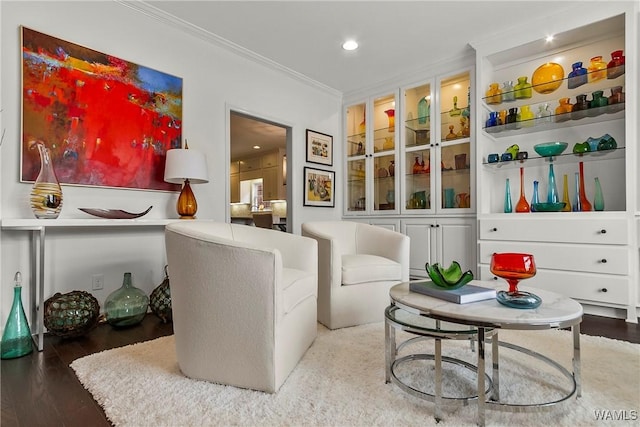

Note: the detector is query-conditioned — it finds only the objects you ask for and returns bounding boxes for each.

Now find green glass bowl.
[532,202,566,212]
[534,142,568,157]
[425,261,474,289]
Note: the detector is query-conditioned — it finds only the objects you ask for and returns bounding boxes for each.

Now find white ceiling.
[137,0,579,159]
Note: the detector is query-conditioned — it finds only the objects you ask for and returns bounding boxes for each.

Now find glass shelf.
[481,71,625,106]
[405,117,431,132]
[483,106,624,138]
[482,147,625,169]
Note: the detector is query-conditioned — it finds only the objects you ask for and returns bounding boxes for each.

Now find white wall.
[0,1,342,322]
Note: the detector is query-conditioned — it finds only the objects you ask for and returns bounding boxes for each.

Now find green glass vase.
[105,272,149,327]
[1,272,33,359]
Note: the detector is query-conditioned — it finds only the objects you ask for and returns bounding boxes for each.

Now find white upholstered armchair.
[302,221,410,330]
[165,221,318,393]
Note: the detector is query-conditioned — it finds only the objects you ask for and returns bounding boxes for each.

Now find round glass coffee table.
[386,280,583,426]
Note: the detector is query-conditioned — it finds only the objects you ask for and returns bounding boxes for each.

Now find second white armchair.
[302,221,409,329]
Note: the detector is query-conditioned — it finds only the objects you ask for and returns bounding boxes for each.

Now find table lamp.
[164,141,209,219]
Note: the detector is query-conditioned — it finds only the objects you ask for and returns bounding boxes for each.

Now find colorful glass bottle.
[588,90,608,116]
[587,56,607,83]
[518,105,535,128]
[418,96,430,126]
[573,173,582,212]
[449,96,461,117]
[531,180,540,212]
[555,98,573,122]
[547,163,559,204]
[606,50,625,79]
[578,162,592,211]
[412,157,422,174]
[504,178,513,213]
[486,83,502,104]
[571,94,589,120]
[567,61,588,89]
[501,81,515,102]
[514,76,532,99]
[561,174,571,212]
[536,103,551,125]
[593,177,604,211]
[607,86,625,114]
[1,272,33,359]
[516,168,530,213]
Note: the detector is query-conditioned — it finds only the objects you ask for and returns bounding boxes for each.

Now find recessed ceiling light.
[253,145,261,150]
[342,40,358,51]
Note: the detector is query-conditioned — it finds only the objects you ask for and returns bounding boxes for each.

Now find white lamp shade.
[164,149,209,184]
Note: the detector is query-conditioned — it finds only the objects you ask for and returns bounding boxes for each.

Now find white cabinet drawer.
[479,241,628,275]
[479,265,628,306]
[479,217,628,245]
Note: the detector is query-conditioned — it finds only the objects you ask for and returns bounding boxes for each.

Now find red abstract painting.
[21,27,182,191]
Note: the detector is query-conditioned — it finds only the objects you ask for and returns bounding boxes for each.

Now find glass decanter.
[1,272,33,359]
[30,140,63,219]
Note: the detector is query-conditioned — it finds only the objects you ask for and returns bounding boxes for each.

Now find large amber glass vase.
[1,272,33,359]
[30,141,63,219]
[105,273,149,327]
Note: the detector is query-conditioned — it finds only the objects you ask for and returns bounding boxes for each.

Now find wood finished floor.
[1,314,638,427]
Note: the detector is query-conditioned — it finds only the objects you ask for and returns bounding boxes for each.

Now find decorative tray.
[78,206,153,219]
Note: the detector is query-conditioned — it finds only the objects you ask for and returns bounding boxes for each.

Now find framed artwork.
[305,129,333,166]
[304,167,335,207]
[20,27,183,191]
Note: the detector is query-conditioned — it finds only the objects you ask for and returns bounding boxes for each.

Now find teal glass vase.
[417,96,430,126]
[504,178,513,213]
[594,177,605,211]
[105,272,149,327]
[547,163,559,203]
[1,272,33,359]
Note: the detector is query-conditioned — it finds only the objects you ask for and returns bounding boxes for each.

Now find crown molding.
[115,0,342,98]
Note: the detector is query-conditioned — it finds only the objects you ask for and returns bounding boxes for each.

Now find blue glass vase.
[1,272,33,359]
[504,179,513,213]
[568,61,588,89]
[531,181,540,211]
[547,164,559,203]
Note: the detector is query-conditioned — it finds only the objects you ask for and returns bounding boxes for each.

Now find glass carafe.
[30,141,63,219]
[1,272,33,359]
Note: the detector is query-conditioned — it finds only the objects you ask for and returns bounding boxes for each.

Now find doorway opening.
[229,110,290,231]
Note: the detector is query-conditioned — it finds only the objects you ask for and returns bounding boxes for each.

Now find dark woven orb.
[44,290,100,338]
[150,266,172,323]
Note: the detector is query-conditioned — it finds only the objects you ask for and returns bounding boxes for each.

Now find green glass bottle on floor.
[105,272,149,327]
[1,272,33,359]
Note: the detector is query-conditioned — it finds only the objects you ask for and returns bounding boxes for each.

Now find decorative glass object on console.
[501,81,515,102]
[105,272,149,327]
[516,167,530,213]
[490,253,541,309]
[587,56,607,83]
[504,178,513,213]
[567,62,588,89]
[513,76,532,99]
[30,140,63,219]
[1,272,33,359]
[578,161,592,211]
[593,177,605,211]
[561,174,571,212]
[606,50,625,79]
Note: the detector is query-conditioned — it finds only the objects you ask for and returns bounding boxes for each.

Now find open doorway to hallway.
[229,111,290,231]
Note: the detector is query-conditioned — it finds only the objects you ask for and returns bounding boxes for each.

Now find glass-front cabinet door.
[345,93,398,214]
[438,71,472,212]
[403,81,433,212]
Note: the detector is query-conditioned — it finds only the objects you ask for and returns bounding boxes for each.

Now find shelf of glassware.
[482,147,625,169]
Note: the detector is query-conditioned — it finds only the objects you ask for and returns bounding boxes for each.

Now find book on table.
[409,280,497,304]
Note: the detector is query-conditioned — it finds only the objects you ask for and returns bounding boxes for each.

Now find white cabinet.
[402,218,475,279]
[262,166,278,200]
[473,8,638,321]
[230,172,240,203]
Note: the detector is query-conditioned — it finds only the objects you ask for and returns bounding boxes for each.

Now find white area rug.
[71,323,639,426]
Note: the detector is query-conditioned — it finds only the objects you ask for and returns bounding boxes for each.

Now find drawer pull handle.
[600,288,608,293]
[599,229,607,234]
[491,227,497,232]
[600,259,607,264]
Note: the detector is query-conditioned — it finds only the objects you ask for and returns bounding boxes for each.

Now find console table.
[1,218,178,351]
[387,281,583,426]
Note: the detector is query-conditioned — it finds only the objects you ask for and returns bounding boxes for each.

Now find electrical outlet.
[92,274,104,290]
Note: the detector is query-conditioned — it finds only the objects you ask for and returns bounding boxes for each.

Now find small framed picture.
[305,129,333,166]
[303,167,335,207]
